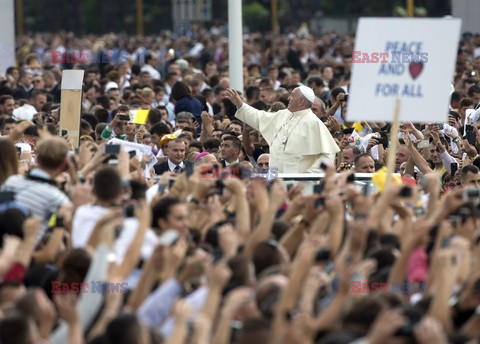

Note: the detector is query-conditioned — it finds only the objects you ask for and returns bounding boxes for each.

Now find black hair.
[251,100,269,111]
[106,313,142,344]
[151,197,182,229]
[150,122,171,136]
[96,95,111,110]
[222,136,242,151]
[181,126,197,139]
[468,85,480,98]
[237,317,271,344]
[307,76,324,88]
[353,153,373,167]
[450,91,462,103]
[330,87,346,100]
[93,166,122,202]
[58,248,92,286]
[0,95,13,105]
[342,296,384,335]
[171,81,192,101]
[189,140,202,151]
[0,208,26,246]
[246,85,261,101]
[93,108,109,123]
[461,164,479,180]
[147,109,162,126]
[252,241,281,277]
[0,312,34,344]
[81,112,98,129]
[204,138,221,151]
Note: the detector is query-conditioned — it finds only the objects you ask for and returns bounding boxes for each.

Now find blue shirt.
[174,97,204,131]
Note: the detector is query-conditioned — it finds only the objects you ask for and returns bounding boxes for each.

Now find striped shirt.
[1,169,70,242]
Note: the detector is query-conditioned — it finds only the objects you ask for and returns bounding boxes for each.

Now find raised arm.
[404,134,433,174]
[224,88,275,132]
[200,111,214,144]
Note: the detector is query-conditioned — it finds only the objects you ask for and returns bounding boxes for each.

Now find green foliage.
[243,2,270,32]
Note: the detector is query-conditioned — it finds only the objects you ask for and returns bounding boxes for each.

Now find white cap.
[12,104,37,121]
[105,81,119,92]
[298,85,315,103]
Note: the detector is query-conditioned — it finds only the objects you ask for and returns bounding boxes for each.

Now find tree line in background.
[19,0,450,35]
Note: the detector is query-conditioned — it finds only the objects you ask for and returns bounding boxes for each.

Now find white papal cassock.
[236,103,340,173]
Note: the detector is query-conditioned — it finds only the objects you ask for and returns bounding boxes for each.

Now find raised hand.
[206,262,232,289]
[367,309,408,344]
[224,88,243,108]
[53,293,79,325]
[201,111,213,128]
[218,224,238,258]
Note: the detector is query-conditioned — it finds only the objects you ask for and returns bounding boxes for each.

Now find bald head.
[195,153,217,166]
[257,154,270,171]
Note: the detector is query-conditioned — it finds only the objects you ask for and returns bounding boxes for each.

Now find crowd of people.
[0,26,480,344]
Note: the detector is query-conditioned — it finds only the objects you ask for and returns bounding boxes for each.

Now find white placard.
[348,18,461,123]
[107,138,158,178]
[61,70,85,90]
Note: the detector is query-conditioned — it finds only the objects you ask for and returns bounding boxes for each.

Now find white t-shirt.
[141,64,161,80]
[72,204,157,264]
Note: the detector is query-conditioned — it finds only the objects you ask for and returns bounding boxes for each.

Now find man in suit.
[219,136,241,167]
[12,70,33,100]
[154,138,193,175]
[43,70,61,102]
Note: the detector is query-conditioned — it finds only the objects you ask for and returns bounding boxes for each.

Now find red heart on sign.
[409,62,423,80]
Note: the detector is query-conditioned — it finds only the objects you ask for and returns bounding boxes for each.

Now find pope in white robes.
[225,86,340,173]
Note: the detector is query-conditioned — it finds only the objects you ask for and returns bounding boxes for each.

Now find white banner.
[348,18,461,123]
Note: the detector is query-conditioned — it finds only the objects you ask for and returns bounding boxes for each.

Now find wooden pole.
[271,0,279,35]
[385,99,401,188]
[136,0,144,35]
[16,0,23,36]
[60,70,84,149]
[406,0,414,17]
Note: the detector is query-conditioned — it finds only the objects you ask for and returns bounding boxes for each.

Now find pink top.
[406,248,428,283]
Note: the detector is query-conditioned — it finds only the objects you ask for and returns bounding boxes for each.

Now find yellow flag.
[371,167,402,192]
[352,122,363,132]
[133,109,150,125]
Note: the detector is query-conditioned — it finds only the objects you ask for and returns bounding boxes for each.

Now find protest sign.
[348,18,461,123]
[107,138,157,179]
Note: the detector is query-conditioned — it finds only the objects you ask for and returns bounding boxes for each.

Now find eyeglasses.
[33,79,42,83]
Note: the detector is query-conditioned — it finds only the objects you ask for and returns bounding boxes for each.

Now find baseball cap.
[160,134,176,147]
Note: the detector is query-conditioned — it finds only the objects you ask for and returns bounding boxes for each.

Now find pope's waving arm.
[224,88,276,133]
